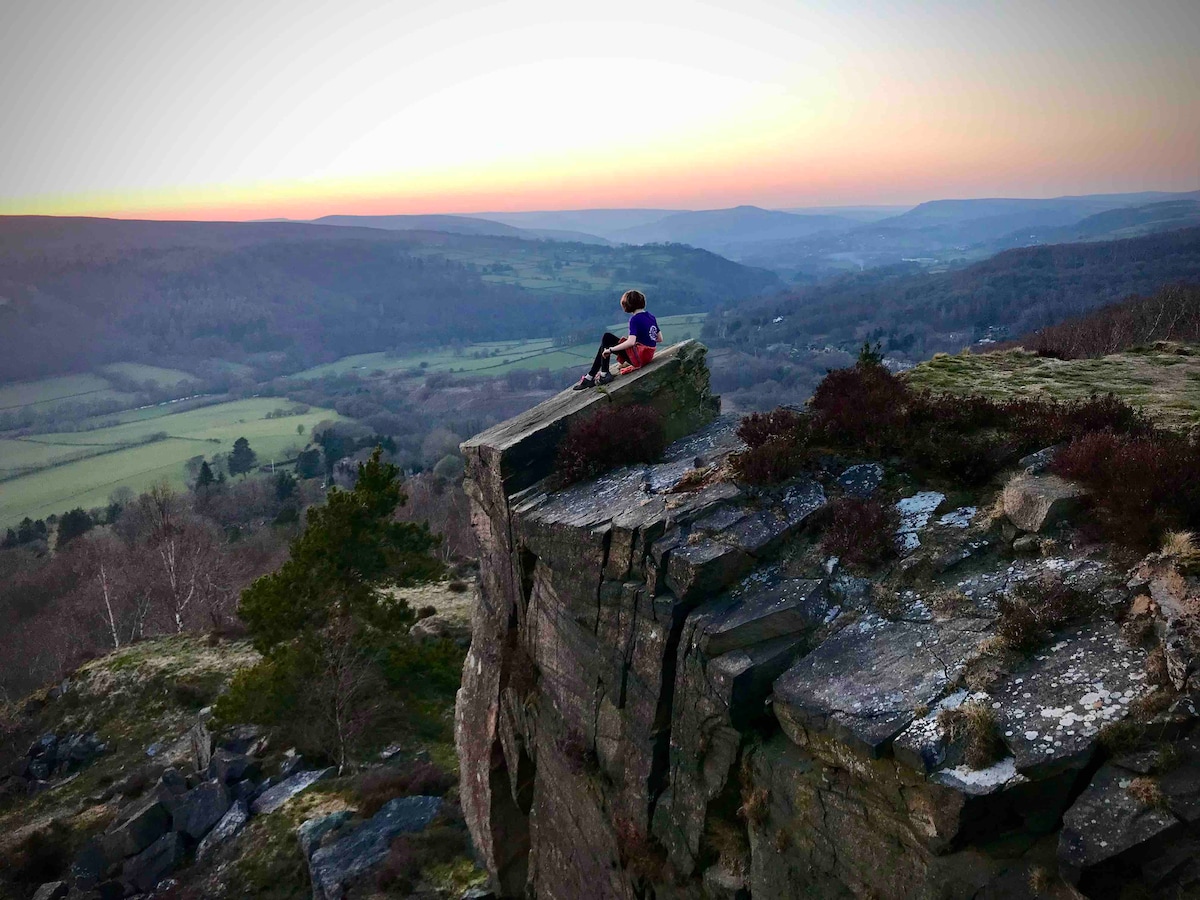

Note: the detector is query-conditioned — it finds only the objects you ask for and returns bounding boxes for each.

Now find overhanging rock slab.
[772,614,992,757]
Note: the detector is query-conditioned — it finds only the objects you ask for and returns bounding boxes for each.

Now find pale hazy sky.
[1,0,1197,218]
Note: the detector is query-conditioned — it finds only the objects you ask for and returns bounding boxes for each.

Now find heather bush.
[739,356,1153,488]
[995,577,1090,652]
[736,408,807,449]
[809,361,909,453]
[820,498,897,568]
[1053,430,1200,549]
[356,760,455,816]
[555,403,667,486]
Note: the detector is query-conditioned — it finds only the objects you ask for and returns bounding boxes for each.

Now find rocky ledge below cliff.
[455,341,1200,900]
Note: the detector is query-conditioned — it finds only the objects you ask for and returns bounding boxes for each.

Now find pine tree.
[219,449,444,769]
[195,460,216,490]
[56,508,94,550]
[228,437,257,478]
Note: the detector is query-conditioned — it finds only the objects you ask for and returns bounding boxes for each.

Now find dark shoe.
[597,372,614,385]
[571,375,595,391]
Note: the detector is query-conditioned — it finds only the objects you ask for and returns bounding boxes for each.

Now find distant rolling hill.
[309,213,527,237]
[466,208,682,239]
[992,198,1200,248]
[0,216,779,382]
[707,226,1200,358]
[607,205,859,254]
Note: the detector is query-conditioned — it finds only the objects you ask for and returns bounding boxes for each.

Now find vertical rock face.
[456,343,1200,899]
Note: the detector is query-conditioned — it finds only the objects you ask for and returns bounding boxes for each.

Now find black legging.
[588,332,629,377]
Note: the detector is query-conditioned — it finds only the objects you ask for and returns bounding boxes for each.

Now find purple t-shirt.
[629,311,660,347]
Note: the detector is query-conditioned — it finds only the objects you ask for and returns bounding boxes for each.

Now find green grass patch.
[904,347,1200,430]
[0,399,342,526]
[99,362,196,388]
[0,373,135,414]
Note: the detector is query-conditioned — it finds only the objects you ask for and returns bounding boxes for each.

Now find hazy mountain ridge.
[707,226,1200,358]
[0,216,779,382]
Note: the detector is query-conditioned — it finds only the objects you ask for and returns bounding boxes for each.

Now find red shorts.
[619,344,655,374]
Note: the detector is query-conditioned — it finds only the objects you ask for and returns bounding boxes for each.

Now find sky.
[1,0,1197,220]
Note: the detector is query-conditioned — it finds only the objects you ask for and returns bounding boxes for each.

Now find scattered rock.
[836,463,883,498]
[123,831,186,892]
[309,795,443,900]
[298,810,353,858]
[31,882,68,900]
[895,491,945,554]
[103,795,171,857]
[1018,445,1061,476]
[189,721,212,773]
[208,749,258,785]
[196,799,250,861]
[251,768,334,815]
[1012,534,1040,555]
[1003,473,1086,533]
[1058,763,1180,883]
[172,779,231,840]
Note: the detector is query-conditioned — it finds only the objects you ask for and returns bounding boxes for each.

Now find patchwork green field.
[290,313,708,380]
[0,372,136,413]
[0,319,707,526]
[100,362,197,388]
[905,346,1200,429]
[0,399,342,527]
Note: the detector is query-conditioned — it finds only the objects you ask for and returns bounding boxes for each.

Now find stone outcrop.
[1003,473,1087,533]
[456,343,1200,898]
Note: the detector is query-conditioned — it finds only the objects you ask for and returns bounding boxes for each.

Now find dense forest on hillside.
[0,217,779,381]
[704,227,1200,357]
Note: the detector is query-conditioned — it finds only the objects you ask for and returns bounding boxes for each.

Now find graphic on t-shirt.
[629,311,659,347]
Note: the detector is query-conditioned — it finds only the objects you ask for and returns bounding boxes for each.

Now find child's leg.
[589,333,621,377]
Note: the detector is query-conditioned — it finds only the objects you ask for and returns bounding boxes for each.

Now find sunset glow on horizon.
[2,0,1197,221]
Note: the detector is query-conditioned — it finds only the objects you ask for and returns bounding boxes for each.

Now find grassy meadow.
[0,316,706,527]
[0,399,341,527]
[905,347,1200,429]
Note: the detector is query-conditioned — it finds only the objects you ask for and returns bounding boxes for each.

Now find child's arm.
[603,334,638,357]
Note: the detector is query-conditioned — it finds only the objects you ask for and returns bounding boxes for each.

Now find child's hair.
[620,290,646,313]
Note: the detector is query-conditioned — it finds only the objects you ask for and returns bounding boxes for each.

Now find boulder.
[31,883,68,900]
[172,779,231,840]
[1003,473,1086,533]
[208,748,259,785]
[1058,763,1180,883]
[122,831,186,892]
[297,809,353,858]
[772,614,992,757]
[196,799,250,861]
[102,795,171,857]
[189,721,212,773]
[252,768,334,815]
[836,463,884,498]
[309,796,443,900]
[1018,445,1061,476]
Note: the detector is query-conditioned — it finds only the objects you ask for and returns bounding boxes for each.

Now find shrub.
[356,761,455,816]
[1127,776,1167,809]
[809,361,908,453]
[736,408,806,449]
[555,404,667,486]
[376,825,466,892]
[995,577,1089,652]
[938,700,1005,770]
[447,580,469,593]
[1054,431,1200,550]
[820,498,896,569]
[1017,283,1200,359]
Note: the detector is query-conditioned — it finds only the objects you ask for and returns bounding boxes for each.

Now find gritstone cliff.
[456,340,1200,899]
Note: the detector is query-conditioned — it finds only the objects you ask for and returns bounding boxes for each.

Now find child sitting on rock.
[572,290,661,390]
